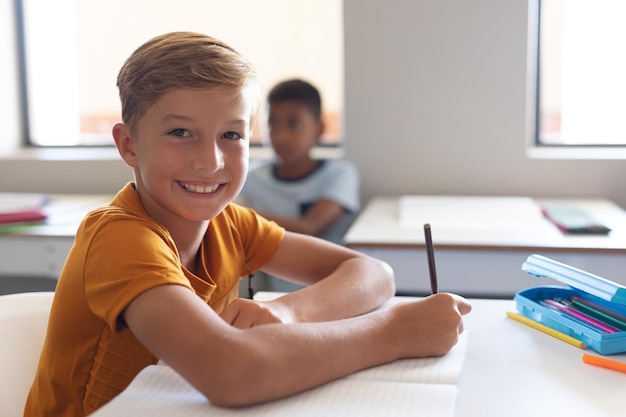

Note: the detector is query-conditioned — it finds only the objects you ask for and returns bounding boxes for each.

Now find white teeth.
[181,183,219,194]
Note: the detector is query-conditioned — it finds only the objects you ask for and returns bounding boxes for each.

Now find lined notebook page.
[92,334,467,417]
[348,332,467,385]
[93,366,457,417]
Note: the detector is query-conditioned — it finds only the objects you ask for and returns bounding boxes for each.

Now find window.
[18,0,343,147]
[535,0,626,147]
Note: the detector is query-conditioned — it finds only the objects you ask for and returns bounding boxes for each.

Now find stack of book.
[0,193,49,232]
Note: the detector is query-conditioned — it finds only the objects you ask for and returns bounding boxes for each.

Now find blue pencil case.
[514,254,626,355]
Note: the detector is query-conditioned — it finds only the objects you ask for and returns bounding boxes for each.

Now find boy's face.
[114,86,254,227]
[268,100,323,165]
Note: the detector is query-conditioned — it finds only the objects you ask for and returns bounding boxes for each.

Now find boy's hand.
[220,298,294,329]
[389,293,471,358]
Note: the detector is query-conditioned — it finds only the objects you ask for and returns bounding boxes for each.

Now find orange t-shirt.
[24,183,284,416]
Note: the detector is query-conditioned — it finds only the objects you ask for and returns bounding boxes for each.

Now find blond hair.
[117,31,262,130]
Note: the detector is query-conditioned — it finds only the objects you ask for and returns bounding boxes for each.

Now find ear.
[315,119,325,143]
[112,123,139,168]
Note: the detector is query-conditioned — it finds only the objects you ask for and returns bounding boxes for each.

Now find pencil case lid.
[521,254,626,306]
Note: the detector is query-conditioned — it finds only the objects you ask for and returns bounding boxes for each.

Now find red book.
[0,193,49,225]
[0,208,47,224]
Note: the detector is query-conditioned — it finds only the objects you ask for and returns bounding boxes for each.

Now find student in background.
[24,32,470,416]
[238,79,359,245]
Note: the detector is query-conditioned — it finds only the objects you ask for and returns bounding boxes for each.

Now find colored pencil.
[539,300,600,333]
[543,299,620,333]
[506,311,587,350]
[570,297,626,331]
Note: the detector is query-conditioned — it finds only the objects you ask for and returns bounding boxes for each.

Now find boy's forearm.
[128,285,468,409]
[208,294,469,406]
[271,256,395,323]
[200,308,399,407]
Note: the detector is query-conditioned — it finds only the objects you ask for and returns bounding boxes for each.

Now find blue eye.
[223,131,244,140]
[168,128,189,137]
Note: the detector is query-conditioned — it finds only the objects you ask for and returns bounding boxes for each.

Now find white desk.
[457,298,625,417]
[345,196,626,297]
[91,294,626,417]
[0,194,112,280]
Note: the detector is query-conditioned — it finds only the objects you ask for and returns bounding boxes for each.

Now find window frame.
[14,0,345,152]
[528,0,626,160]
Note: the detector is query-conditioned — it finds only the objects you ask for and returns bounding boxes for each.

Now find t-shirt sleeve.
[322,161,360,213]
[224,203,285,275]
[83,218,192,331]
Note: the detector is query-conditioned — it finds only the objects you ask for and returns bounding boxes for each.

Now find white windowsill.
[526,145,626,160]
[0,145,344,162]
[0,146,121,161]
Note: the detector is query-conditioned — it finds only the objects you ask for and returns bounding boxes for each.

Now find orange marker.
[582,353,626,374]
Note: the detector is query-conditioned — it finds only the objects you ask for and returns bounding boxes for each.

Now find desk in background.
[0,194,112,292]
[92,294,626,417]
[345,196,626,298]
[0,193,266,296]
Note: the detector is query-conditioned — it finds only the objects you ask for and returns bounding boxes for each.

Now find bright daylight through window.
[19,0,343,147]
[537,0,626,146]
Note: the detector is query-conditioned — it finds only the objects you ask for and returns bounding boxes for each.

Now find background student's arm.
[256,197,345,237]
[123,284,470,407]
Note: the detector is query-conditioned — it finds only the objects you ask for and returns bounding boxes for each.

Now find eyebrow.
[161,114,249,129]
[161,114,194,123]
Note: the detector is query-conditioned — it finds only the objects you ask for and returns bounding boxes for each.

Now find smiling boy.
[24,32,470,416]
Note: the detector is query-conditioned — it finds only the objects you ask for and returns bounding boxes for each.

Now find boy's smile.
[114,86,255,230]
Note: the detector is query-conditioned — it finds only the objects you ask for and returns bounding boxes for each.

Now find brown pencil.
[423,223,438,294]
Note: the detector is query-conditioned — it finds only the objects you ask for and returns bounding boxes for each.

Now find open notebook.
[92,333,468,417]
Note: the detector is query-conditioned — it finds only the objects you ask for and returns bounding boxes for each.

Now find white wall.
[343,0,626,207]
[1,0,626,207]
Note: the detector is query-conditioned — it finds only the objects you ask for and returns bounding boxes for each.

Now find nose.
[191,139,224,172]
[269,126,289,147]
